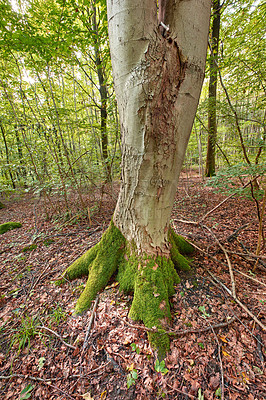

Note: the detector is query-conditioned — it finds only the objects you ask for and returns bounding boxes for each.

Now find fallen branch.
[24,262,51,305]
[187,239,266,331]
[166,383,197,399]
[0,362,111,382]
[226,250,266,261]
[82,295,99,351]
[0,374,75,399]
[226,222,252,243]
[117,315,236,337]
[208,321,225,400]
[201,223,236,298]
[199,176,260,223]
[36,325,76,350]
[233,268,266,288]
[198,263,266,331]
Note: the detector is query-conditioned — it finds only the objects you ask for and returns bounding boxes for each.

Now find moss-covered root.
[169,227,194,271]
[0,222,22,235]
[120,255,180,359]
[64,221,126,315]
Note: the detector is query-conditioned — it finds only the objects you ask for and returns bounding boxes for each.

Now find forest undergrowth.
[0,173,265,400]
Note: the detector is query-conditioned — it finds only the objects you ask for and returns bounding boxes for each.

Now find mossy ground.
[60,221,194,357]
[0,221,22,235]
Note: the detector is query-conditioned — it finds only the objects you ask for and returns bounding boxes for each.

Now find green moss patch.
[61,222,194,357]
[0,222,22,235]
[43,238,55,247]
[62,220,125,314]
[22,244,38,252]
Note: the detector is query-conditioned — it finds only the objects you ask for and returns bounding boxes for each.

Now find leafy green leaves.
[154,359,168,375]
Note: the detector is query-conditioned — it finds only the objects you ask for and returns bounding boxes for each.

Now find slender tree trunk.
[91,2,112,182]
[0,120,16,188]
[205,0,220,177]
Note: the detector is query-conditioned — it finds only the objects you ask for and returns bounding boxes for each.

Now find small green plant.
[198,305,211,318]
[154,359,168,375]
[215,387,221,398]
[130,343,140,354]
[20,384,34,399]
[11,315,39,353]
[198,342,204,349]
[49,305,67,325]
[206,163,265,199]
[127,369,138,388]
[198,388,204,400]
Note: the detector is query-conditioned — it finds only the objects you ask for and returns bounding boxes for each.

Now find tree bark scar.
[140,34,187,153]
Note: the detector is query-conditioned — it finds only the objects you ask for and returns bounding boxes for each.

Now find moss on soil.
[0,222,22,235]
[22,244,38,252]
[61,221,194,357]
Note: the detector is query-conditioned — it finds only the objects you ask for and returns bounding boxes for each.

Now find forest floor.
[0,173,265,400]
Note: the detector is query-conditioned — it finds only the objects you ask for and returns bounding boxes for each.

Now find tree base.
[59,221,194,357]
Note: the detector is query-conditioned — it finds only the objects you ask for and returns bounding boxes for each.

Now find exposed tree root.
[59,221,194,357]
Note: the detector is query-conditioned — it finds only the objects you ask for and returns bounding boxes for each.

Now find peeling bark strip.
[142,33,187,150]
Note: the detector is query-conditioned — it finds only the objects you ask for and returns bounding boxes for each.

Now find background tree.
[205,0,221,177]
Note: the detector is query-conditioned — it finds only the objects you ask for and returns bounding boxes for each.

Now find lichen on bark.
[60,220,194,357]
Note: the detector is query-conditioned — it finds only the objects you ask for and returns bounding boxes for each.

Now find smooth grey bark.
[107,0,211,254]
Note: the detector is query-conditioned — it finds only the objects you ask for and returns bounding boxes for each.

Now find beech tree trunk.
[109,0,211,252]
[61,0,211,357]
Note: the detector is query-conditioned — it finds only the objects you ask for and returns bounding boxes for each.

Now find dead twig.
[177,218,237,298]
[198,262,266,331]
[82,295,99,351]
[232,268,266,288]
[0,362,112,383]
[226,222,253,243]
[228,309,264,348]
[199,176,260,223]
[226,250,266,261]
[208,321,225,400]
[117,315,236,336]
[201,223,236,298]
[166,382,197,399]
[188,240,266,331]
[24,262,51,304]
[36,325,76,350]
[0,374,76,399]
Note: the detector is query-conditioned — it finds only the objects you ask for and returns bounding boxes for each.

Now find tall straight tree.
[205,0,221,177]
[62,0,211,356]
